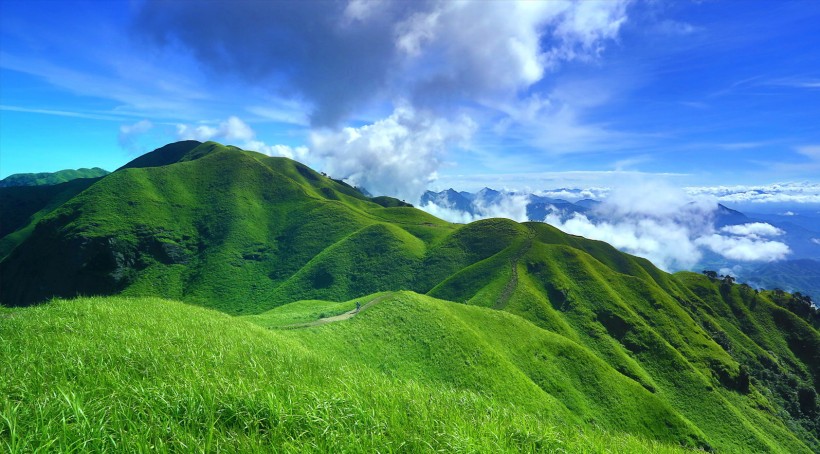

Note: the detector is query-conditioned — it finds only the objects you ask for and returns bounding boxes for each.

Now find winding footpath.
[494,228,535,310]
[280,294,390,329]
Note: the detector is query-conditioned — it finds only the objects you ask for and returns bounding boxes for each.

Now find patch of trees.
[702,271,818,328]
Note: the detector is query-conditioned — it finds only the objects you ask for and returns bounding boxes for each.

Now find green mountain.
[1,141,818,452]
[0,167,109,187]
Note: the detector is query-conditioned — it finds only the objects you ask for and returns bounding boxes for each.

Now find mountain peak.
[118,140,203,170]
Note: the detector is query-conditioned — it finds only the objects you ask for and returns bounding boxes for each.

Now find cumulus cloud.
[309,105,476,202]
[136,0,631,125]
[397,1,629,104]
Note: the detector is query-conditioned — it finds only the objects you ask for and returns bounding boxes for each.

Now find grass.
[1,140,818,451]
[0,167,108,188]
[1,296,695,453]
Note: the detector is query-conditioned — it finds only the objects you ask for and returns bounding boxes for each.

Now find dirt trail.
[494,228,535,310]
[281,294,390,329]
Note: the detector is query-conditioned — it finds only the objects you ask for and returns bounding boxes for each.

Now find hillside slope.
[0,296,693,453]
[0,141,452,312]
[0,167,108,187]
[1,141,818,451]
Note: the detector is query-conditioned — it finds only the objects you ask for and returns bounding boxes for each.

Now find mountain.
[0,176,104,260]
[1,141,818,452]
[421,188,592,222]
[527,195,588,221]
[745,259,820,302]
[420,188,474,212]
[0,167,109,187]
[714,203,750,228]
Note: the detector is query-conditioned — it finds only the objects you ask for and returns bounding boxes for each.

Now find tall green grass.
[1,296,692,453]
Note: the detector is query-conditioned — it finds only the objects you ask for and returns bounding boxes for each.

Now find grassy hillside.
[0,177,102,260]
[0,141,452,312]
[1,140,818,451]
[1,295,692,453]
[0,167,108,187]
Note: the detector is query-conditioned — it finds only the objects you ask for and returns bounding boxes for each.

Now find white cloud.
[534,188,610,201]
[474,193,531,222]
[720,223,784,238]
[812,238,820,246]
[695,234,790,262]
[396,1,631,98]
[546,210,703,270]
[309,105,476,202]
[685,182,820,204]
[419,181,799,270]
[419,192,530,224]
[546,185,792,268]
[420,202,478,224]
[542,183,713,270]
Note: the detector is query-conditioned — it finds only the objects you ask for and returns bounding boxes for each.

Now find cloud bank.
[550,195,792,270]
[421,182,793,271]
[685,183,820,204]
[422,192,530,224]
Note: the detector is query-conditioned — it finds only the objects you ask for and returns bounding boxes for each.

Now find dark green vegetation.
[0,167,108,187]
[1,141,818,452]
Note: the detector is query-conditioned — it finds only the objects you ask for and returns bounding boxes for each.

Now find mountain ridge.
[0,166,109,188]
[1,141,818,452]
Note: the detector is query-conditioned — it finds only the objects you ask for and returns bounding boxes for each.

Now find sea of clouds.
[420,181,797,272]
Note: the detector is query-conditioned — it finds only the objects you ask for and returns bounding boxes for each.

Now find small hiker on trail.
[356,301,361,312]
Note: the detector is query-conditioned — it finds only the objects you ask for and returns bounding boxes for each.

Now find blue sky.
[2,0,819,202]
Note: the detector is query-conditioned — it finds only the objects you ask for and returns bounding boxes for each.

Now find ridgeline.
[1,141,817,452]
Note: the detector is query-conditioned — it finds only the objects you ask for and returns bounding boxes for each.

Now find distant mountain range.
[422,188,820,301]
[0,167,109,187]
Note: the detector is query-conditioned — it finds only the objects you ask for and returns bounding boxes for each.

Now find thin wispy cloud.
[0,105,125,122]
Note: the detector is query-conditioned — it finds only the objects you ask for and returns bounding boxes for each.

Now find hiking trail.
[280,294,390,329]
[494,228,535,310]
